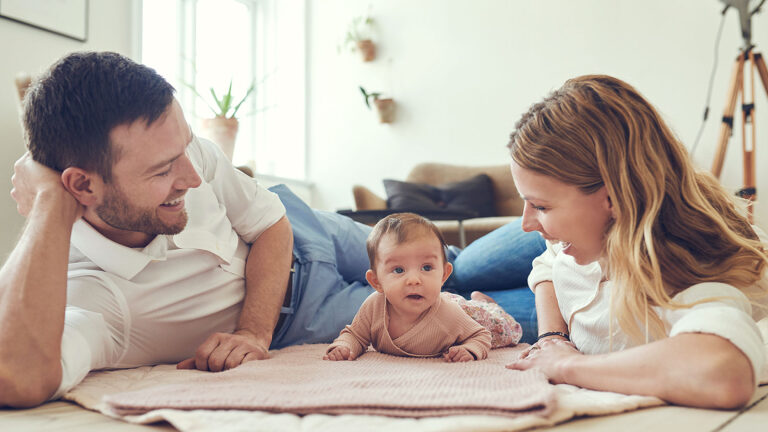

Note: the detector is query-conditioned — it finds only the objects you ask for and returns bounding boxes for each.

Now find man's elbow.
[0,363,61,408]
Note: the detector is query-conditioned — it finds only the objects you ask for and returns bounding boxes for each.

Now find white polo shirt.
[53,136,285,398]
[528,228,768,386]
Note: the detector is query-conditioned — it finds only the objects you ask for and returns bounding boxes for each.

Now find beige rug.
[62,319,768,432]
[64,344,667,432]
[102,344,555,418]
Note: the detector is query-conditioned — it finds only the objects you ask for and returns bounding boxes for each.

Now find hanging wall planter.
[356,39,376,62]
[341,16,376,62]
[373,98,395,123]
[360,86,395,124]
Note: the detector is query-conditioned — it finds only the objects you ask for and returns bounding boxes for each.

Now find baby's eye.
[421,264,433,271]
[393,267,404,274]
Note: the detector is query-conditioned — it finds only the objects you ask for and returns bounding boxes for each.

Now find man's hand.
[506,338,581,383]
[11,152,80,218]
[176,329,270,372]
[443,346,475,362]
[323,346,356,361]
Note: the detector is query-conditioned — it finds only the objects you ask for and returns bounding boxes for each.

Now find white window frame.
[134,0,308,183]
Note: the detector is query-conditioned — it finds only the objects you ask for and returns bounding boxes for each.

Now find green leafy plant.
[359,86,382,109]
[339,16,375,52]
[185,80,257,119]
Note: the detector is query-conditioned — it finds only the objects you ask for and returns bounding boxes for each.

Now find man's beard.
[96,183,188,236]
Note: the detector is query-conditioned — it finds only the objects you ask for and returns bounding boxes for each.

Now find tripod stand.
[711,46,768,222]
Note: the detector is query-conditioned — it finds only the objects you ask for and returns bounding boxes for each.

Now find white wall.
[306,0,768,229]
[1,0,766,261]
[0,0,135,258]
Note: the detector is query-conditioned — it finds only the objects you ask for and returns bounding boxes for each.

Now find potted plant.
[360,86,395,124]
[341,16,376,62]
[186,80,256,160]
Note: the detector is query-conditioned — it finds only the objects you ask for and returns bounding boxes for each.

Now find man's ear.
[365,269,383,293]
[61,167,102,207]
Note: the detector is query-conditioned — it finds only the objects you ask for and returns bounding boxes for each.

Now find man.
[0,51,374,407]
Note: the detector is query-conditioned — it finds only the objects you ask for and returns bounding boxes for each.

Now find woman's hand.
[506,338,581,384]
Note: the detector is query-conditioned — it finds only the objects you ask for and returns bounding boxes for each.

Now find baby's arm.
[443,345,475,362]
[444,302,493,362]
[324,345,356,361]
[324,294,376,360]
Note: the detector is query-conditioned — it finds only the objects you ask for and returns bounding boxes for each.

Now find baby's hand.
[323,346,356,361]
[443,346,475,362]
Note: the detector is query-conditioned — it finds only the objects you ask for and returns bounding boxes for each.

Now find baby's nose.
[406,273,422,285]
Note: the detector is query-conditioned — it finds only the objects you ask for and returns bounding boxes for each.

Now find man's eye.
[156,170,171,177]
[421,264,433,271]
[393,267,404,274]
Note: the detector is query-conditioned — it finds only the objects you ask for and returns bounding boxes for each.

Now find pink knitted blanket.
[103,344,555,418]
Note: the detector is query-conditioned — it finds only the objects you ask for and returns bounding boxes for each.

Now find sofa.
[352,162,524,246]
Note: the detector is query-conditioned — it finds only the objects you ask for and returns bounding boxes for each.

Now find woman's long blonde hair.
[509,75,768,342]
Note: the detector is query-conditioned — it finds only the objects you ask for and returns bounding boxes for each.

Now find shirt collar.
[71,219,169,280]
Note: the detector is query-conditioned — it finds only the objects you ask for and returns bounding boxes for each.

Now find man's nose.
[175,154,202,190]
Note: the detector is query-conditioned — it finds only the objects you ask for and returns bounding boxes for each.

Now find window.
[140,0,306,180]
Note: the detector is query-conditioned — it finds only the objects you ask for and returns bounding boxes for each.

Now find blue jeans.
[269,184,546,348]
[444,219,547,344]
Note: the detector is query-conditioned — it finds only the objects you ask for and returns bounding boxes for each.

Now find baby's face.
[372,232,451,319]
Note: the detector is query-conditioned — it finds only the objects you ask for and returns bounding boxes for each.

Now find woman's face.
[511,162,614,265]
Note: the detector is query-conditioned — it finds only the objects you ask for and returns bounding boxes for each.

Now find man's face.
[92,100,202,245]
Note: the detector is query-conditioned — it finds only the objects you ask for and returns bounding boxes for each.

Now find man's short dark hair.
[23,51,175,182]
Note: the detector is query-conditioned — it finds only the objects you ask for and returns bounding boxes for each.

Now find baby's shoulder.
[360,290,386,309]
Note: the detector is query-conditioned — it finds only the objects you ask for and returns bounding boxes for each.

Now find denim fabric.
[269,184,374,349]
[444,218,546,344]
[446,218,547,292]
[268,185,546,348]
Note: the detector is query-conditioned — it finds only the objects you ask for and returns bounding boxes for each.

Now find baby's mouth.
[406,294,424,300]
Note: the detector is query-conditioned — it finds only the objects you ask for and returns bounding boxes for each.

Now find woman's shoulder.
[671,282,752,308]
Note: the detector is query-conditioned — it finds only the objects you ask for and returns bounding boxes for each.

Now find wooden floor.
[1,385,766,431]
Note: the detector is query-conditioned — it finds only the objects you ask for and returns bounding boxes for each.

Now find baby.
[324,212,521,362]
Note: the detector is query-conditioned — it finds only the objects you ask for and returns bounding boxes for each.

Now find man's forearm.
[237,216,293,348]
[0,189,79,406]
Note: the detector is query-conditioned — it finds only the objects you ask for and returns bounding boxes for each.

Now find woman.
[505,75,768,409]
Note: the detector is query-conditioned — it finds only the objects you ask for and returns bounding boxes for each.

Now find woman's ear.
[606,194,617,220]
[61,167,101,207]
[365,269,383,293]
[599,186,616,220]
[442,262,453,284]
